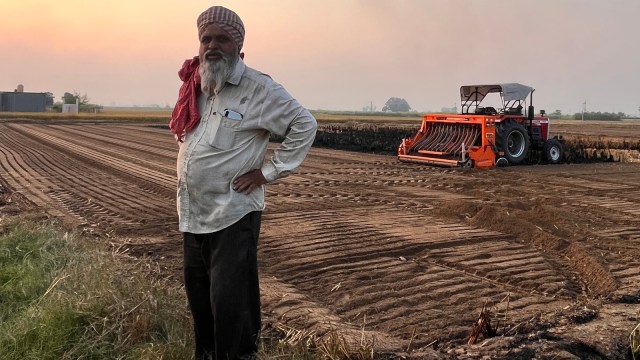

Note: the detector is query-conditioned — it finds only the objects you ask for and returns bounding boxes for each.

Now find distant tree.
[62,92,76,104]
[44,92,55,107]
[572,111,624,121]
[552,109,562,116]
[60,91,102,113]
[51,102,63,112]
[74,92,91,106]
[62,92,91,105]
[382,97,412,112]
[440,106,457,114]
[362,104,377,112]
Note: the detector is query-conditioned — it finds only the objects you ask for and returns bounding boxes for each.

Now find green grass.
[0,217,192,359]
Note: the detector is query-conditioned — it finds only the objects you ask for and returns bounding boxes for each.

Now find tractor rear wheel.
[543,138,564,164]
[497,120,530,165]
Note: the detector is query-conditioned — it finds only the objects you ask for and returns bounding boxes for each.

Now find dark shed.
[0,92,50,112]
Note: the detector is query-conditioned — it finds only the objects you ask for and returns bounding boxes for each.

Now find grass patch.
[0,216,192,359]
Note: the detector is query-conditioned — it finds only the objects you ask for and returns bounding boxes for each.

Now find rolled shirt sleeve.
[259,85,317,182]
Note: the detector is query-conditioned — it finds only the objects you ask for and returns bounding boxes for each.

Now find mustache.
[203,50,226,60]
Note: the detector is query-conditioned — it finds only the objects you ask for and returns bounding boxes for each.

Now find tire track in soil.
[13,123,177,188]
[594,226,640,299]
[0,123,177,235]
[2,132,145,226]
[487,165,640,300]
[399,163,640,300]
[261,153,639,351]
[259,206,576,349]
[1,122,639,356]
[0,130,67,217]
[48,124,177,161]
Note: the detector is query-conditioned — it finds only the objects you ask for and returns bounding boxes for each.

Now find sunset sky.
[1,0,639,114]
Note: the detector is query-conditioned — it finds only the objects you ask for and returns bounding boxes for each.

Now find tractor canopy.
[460,83,534,115]
[460,83,534,103]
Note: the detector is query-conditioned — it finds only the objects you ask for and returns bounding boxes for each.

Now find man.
[169,6,317,360]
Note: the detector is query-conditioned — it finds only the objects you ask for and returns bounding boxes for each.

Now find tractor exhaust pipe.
[528,105,535,121]
[528,90,535,121]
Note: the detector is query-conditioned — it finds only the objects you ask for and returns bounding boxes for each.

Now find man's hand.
[232,169,268,195]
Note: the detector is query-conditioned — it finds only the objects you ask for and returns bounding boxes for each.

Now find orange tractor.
[398,83,564,168]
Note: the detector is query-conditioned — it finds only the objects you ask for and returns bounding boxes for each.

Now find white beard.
[199,51,238,96]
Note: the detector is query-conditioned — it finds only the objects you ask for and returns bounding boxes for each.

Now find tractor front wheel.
[497,121,530,165]
[543,138,564,164]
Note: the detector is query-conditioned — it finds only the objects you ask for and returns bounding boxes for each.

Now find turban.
[197,6,245,51]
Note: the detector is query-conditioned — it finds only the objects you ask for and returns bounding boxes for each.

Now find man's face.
[198,24,238,62]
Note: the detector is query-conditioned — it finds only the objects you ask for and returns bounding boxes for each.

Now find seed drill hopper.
[398,83,564,168]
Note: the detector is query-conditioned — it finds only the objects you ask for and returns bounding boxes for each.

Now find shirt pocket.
[210,116,242,150]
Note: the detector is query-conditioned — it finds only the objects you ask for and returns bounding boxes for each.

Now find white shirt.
[176,59,317,233]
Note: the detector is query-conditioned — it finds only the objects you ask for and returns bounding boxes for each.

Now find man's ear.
[240,52,245,60]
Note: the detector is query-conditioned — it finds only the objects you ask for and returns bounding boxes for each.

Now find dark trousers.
[183,211,262,360]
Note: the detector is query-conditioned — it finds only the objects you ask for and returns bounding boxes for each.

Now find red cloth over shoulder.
[169,57,201,142]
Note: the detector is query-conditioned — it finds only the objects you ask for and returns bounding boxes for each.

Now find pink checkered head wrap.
[197,6,245,52]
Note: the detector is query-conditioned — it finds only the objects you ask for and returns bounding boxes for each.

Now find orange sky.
[1,0,639,114]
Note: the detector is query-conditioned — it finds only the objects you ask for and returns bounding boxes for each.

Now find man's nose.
[206,40,219,51]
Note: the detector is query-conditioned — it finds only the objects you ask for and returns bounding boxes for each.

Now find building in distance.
[0,84,53,112]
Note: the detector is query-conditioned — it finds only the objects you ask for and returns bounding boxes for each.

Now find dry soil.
[0,120,639,359]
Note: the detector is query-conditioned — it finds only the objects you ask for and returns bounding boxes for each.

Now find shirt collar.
[226,57,246,86]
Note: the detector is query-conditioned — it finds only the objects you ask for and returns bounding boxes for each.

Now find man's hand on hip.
[233,169,268,194]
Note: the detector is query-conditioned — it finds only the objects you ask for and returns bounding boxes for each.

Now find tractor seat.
[484,107,497,115]
[474,106,497,115]
[506,105,523,115]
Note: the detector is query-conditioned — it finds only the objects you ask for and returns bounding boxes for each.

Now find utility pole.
[581,101,586,121]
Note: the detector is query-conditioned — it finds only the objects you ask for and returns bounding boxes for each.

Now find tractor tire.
[497,120,530,165]
[543,138,564,164]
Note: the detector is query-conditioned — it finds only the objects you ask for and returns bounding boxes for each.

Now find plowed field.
[1,120,639,359]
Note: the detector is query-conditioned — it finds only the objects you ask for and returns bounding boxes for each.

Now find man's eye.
[200,37,211,44]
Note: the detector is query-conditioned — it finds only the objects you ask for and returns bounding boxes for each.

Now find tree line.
[50,92,103,113]
[572,111,627,121]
